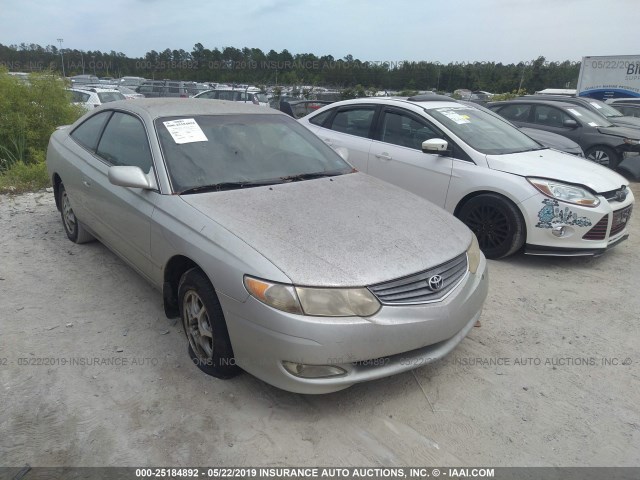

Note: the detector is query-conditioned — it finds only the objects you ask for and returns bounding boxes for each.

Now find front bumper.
[521,190,634,256]
[218,257,488,394]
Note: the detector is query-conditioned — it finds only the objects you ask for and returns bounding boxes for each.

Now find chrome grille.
[368,253,468,305]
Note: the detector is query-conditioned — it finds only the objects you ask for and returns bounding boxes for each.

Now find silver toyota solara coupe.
[46,99,488,393]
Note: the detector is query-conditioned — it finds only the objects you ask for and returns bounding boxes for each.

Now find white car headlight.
[467,233,482,274]
[244,276,381,317]
[527,178,600,207]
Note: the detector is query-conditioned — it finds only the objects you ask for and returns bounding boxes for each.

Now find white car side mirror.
[422,138,449,153]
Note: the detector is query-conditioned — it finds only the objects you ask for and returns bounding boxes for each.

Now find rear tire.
[58,183,95,244]
[585,145,619,169]
[457,194,525,259]
[178,268,240,379]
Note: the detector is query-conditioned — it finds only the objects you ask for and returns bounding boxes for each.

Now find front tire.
[457,194,525,259]
[58,183,95,244]
[178,268,240,379]
[585,145,619,169]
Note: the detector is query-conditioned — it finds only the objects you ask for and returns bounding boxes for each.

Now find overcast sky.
[1,0,638,63]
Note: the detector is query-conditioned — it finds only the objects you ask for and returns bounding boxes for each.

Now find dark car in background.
[606,98,640,118]
[520,95,640,129]
[458,100,584,157]
[488,99,640,169]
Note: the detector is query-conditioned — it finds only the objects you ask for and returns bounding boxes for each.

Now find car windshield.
[156,114,353,193]
[562,105,614,127]
[427,105,543,155]
[585,99,625,118]
[255,93,268,103]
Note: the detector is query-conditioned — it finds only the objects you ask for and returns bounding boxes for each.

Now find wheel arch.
[454,189,528,240]
[52,173,63,211]
[163,255,204,318]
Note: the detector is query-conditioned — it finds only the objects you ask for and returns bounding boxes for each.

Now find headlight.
[527,178,600,207]
[467,233,482,274]
[624,138,639,145]
[244,276,381,317]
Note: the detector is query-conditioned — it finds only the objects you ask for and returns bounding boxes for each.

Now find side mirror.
[563,119,579,128]
[108,166,156,190]
[422,138,449,153]
[334,146,349,161]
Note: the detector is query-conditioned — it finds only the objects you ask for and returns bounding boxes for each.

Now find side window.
[309,109,332,126]
[534,105,570,127]
[329,108,375,138]
[380,111,440,150]
[199,91,216,99]
[70,111,112,151]
[497,104,532,122]
[217,91,235,101]
[617,105,640,117]
[96,112,153,173]
[70,91,90,102]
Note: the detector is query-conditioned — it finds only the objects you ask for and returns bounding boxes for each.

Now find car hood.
[181,172,472,287]
[597,124,640,139]
[486,149,628,193]
[610,115,640,129]
[519,127,582,153]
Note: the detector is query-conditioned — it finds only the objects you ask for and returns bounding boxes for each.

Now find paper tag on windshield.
[163,118,208,144]
[567,108,582,116]
[439,110,471,124]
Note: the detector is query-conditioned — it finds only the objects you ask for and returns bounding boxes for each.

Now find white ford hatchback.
[300,95,634,258]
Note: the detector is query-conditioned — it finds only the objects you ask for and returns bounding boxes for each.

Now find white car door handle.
[323,138,333,146]
[82,179,91,187]
[375,152,392,161]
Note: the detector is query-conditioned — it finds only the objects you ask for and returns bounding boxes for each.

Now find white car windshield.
[427,105,543,155]
[156,114,353,193]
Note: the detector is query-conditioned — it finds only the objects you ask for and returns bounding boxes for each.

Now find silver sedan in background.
[46,99,488,393]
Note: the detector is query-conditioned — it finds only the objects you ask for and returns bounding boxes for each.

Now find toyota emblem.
[427,275,444,291]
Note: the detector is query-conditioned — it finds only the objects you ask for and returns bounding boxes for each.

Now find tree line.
[0,42,580,93]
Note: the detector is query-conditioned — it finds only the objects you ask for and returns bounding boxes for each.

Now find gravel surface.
[0,184,639,467]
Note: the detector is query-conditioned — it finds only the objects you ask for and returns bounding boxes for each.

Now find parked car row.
[46,92,635,394]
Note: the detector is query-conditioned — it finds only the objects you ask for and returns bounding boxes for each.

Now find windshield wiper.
[279,170,346,182]
[179,179,281,195]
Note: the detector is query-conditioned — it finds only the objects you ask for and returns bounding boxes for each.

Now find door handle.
[323,138,333,146]
[82,179,91,187]
[375,152,392,161]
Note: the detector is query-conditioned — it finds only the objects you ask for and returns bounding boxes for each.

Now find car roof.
[608,98,640,104]
[70,86,121,93]
[95,98,283,118]
[520,95,603,104]
[489,99,579,108]
[326,95,465,110]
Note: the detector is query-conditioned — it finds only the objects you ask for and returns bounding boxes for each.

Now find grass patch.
[0,161,50,194]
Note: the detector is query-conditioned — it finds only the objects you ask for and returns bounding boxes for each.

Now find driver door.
[368,107,453,207]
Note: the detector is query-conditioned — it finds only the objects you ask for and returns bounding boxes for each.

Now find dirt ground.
[1,183,639,468]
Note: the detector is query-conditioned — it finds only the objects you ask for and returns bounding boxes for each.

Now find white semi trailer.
[576,55,640,100]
